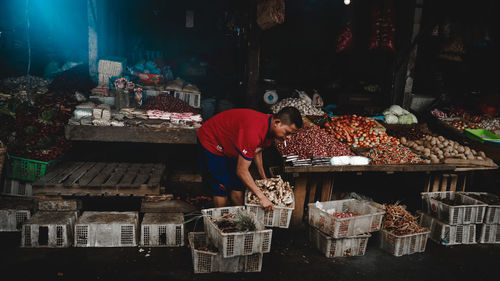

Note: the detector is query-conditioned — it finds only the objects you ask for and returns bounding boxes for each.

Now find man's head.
[270,106,303,139]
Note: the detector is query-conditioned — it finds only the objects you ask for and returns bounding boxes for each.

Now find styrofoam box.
[2,179,32,196]
[421,192,487,225]
[309,226,370,258]
[460,192,500,224]
[189,232,263,274]
[202,206,272,258]
[98,59,124,76]
[379,229,430,257]
[141,212,184,247]
[479,224,500,244]
[308,199,385,238]
[172,91,201,108]
[419,211,477,245]
[21,211,78,248]
[74,211,138,247]
[245,190,294,228]
[0,210,31,232]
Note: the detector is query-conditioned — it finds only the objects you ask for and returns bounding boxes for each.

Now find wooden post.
[449,174,458,191]
[320,174,333,202]
[291,174,307,227]
[440,174,449,191]
[88,0,98,81]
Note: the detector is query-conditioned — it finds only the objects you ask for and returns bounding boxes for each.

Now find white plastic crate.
[419,211,477,245]
[140,213,184,247]
[308,199,385,238]
[460,192,500,224]
[189,232,263,274]
[202,206,272,258]
[21,211,78,248]
[2,179,32,196]
[421,192,487,225]
[172,91,201,108]
[309,226,370,258]
[74,211,138,247]
[0,197,34,232]
[245,191,294,228]
[479,224,500,244]
[379,229,430,257]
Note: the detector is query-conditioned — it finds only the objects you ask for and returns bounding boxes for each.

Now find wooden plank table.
[284,163,498,228]
[32,162,166,196]
[285,164,458,228]
[65,125,198,144]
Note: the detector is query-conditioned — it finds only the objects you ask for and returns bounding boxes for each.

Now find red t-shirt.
[197,109,274,160]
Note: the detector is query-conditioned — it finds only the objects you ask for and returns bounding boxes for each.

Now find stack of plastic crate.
[420,191,487,246]
[189,206,271,273]
[20,199,80,248]
[307,199,385,258]
[460,192,500,244]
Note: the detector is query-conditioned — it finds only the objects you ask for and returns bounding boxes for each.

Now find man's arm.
[236,155,273,210]
[253,150,267,180]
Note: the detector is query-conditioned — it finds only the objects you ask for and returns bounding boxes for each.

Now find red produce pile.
[142,94,199,113]
[333,212,360,219]
[275,125,354,159]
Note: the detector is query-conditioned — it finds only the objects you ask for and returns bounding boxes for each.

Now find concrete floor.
[0,228,498,281]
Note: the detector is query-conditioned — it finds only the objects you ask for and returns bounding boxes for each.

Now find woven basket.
[0,141,6,178]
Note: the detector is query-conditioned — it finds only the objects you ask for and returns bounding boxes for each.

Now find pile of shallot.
[276,125,354,159]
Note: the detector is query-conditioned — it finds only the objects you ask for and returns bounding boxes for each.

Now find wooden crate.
[32,162,165,196]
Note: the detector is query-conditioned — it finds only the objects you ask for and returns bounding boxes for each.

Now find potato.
[458,147,465,153]
[438,136,444,142]
[479,151,486,158]
[424,159,431,164]
[460,154,467,160]
[471,149,477,155]
[467,154,475,160]
[477,156,484,161]
[400,137,407,145]
[431,157,440,163]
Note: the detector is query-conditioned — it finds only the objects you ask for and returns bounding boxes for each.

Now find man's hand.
[259,195,274,211]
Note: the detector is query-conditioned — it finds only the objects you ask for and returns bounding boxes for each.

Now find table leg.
[321,174,333,201]
[291,174,308,227]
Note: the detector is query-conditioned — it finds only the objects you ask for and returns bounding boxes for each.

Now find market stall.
[267,100,498,226]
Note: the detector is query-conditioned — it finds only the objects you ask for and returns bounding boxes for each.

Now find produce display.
[475,118,500,132]
[6,94,71,162]
[384,124,429,141]
[323,115,399,148]
[0,76,50,102]
[275,125,354,160]
[465,193,500,205]
[142,93,199,113]
[270,98,324,116]
[314,201,361,217]
[362,143,424,165]
[444,119,479,131]
[247,176,294,207]
[383,105,418,125]
[382,202,427,236]
[401,135,490,164]
[68,101,202,128]
[212,212,256,233]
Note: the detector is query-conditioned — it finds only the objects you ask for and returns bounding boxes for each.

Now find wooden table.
[284,164,459,228]
[65,124,198,144]
[33,162,166,196]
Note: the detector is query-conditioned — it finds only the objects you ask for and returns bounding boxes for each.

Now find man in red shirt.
[197,107,302,210]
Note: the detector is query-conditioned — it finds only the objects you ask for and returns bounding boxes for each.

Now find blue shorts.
[198,142,245,197]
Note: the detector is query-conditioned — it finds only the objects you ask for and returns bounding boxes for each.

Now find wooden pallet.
[32,162,165,196]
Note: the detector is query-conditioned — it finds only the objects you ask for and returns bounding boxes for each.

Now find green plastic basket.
[6,154,61,182]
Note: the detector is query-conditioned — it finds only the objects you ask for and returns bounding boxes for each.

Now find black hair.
[275,106,303,128]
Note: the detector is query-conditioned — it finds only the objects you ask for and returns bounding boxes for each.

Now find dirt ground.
[0,226,498,281]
